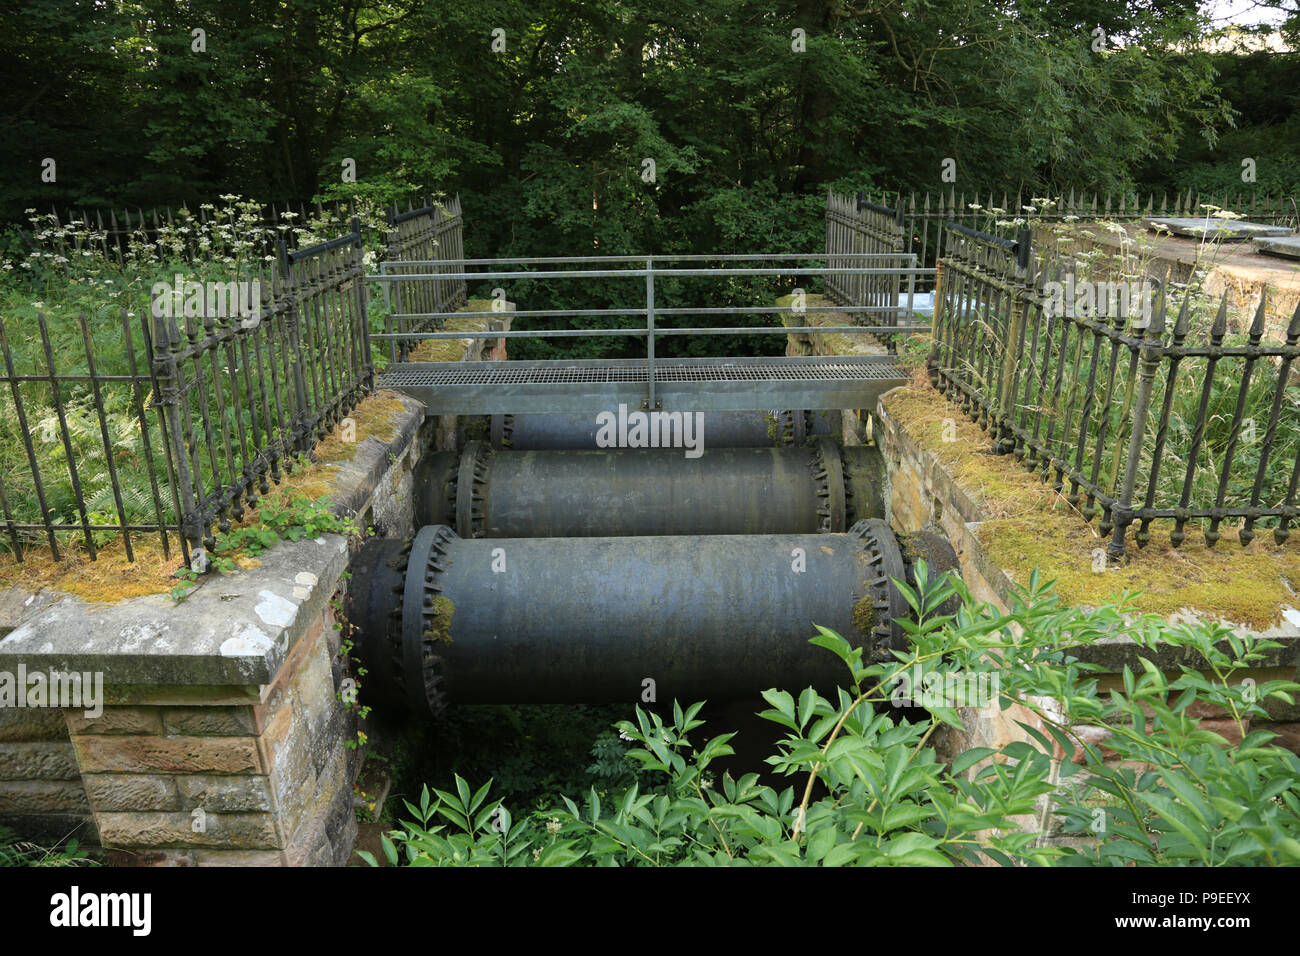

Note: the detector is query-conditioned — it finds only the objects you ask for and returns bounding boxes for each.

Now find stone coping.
[1257,236,1300,260]
[0,534,347,687]
[1143,217,1293,240]
[0,393,426,688]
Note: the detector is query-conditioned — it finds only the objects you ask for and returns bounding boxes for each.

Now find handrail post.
[644,258,658,410]
[905,252,916,336]
[380,259,396,366]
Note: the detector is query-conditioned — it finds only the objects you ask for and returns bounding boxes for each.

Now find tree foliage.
[2,0,1259,258]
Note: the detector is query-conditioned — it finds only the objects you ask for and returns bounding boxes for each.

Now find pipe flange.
[490,414,513,450]
[809,437,846,532]
[784,410,810,446]
[344,535,410,713]
[453,440,492,538]
[401,524,459,718]
[848,519,910,658]
[841,443,858,524]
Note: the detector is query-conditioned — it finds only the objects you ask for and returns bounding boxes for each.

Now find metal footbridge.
[369,254,931,414]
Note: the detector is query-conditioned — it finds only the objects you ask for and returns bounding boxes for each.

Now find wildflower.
[545,818,561,835]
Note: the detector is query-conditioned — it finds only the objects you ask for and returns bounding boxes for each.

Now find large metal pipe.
[347,521,960,717]
[485,410,838,450]
[415,438,884,537]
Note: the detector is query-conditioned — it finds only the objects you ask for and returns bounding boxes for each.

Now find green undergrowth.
[368,566,1300,867]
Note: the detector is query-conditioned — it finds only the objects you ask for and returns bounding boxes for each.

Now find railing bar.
[78,312,135,561]
[368,267,934,281]
[122,309,172,558]
[36,313,97,558]
[0,314,58,559]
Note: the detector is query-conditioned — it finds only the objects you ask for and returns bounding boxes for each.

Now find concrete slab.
[1143,216,1293,241]
[1256,235,1300,260]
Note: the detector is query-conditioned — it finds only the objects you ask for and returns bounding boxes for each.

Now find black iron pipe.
[415,438,884,537]
[353,522,885,711]
[347,521,960,717]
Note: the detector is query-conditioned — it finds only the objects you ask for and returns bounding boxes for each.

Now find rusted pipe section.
[415,438,884,537]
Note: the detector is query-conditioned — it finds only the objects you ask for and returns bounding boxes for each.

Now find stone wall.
[0,395,429,864]
[0,707,90,847]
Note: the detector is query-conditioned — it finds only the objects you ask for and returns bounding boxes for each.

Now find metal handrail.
[382,252,918,266]
[370,266,927,281]
[373,254,929,409]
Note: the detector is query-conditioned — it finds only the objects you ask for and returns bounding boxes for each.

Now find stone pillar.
[0,536,359,866]
[68,607,354,866]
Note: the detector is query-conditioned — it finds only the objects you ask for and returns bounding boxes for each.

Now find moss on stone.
[312,393,407,463]
[883,383,1300,630]
[409,299,502,363]
[776,292,889,355]
[882,386,1056,517]
[0,538,185,603]
[977,515,1300,631]
[428,595,455,643]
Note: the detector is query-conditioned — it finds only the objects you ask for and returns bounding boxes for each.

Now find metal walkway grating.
[378,356,908,415]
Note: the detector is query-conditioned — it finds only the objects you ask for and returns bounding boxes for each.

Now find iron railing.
[0,310,182,562]
[928,222,1300,557]
[381,195,468,362]
[0,218,373,566]
[857,188,1299,292]
[825,190,911,351]
[153,218,372,563]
